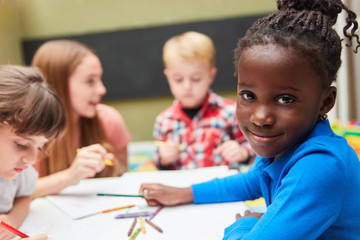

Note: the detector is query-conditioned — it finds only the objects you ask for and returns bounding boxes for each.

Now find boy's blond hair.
[162,31,216,69]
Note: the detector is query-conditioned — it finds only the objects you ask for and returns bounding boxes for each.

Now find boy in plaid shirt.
[153,31,253,170]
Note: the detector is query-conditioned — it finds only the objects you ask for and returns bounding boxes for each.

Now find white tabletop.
[20,166,249,240]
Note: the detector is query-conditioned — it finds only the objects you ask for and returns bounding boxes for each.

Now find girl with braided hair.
[138,0,360,239]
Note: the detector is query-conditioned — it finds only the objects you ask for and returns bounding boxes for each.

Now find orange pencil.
[0,220,29,238]
[102,204,135,213]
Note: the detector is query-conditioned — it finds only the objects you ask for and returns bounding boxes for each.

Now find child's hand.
[235,210,264,220]
[0,215,16,240]
[21,234,48,240]
[139,183,193,206]
[216,140,249,163]
[66,144,114,185]
[158,140,180,166]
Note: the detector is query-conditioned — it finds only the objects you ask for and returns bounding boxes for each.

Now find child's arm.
[224,153,348,240]
[4,196,31,227]
[0,196,31,240]
[33,170,76,198]
[33,144,112,198]
[152,112,182,170]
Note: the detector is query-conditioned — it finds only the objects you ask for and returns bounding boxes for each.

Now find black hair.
[234,0,360,87]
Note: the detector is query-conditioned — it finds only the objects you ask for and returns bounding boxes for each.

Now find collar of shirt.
[171,90,221,121]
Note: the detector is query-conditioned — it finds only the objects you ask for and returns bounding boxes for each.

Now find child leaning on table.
[140,0,360,239]
[31,40,132,198]
[153,31,253,170]
[0,65,65,240]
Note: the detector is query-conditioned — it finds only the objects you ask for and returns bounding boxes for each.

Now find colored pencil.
[102,204,135,213]
[115,212,152,219]
[129,227,141,240]
[153,141,185,150]
[0,220,29,238]
[145,218,163,233]
[139,216,146,234]
[127,218,137,237]
[103,159,114,167]
[97,193,144,198]
[149,205,164,220]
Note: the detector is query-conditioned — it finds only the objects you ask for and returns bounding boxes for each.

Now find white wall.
[330,0,360,124]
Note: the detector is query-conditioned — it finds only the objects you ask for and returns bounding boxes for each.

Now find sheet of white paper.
[45,166,234,219]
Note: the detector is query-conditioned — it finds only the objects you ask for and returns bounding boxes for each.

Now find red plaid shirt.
[153,91,252,170]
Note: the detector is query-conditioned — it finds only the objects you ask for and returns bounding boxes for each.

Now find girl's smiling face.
[236,44,336,160]
[69,53,106,120]
[0,124,48,179]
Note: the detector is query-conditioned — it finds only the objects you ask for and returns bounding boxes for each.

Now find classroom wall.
[18,0,276,39]
[0,0,23,65]
[329,0,360,124]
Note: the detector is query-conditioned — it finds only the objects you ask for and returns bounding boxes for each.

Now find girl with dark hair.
[137,0,360,239]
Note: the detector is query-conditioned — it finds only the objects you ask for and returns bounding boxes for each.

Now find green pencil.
[129,227,142,240]
[97,193,145,198]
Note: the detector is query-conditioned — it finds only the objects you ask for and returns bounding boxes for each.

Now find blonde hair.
[162,31,216,69]
[0,65,65,139]
[32,40,120,177]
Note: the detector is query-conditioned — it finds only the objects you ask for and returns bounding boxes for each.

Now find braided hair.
[234,0,360,87]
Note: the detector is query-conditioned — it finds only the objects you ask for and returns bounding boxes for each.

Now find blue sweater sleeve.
[191,164,262,204]
[222,149,348,240]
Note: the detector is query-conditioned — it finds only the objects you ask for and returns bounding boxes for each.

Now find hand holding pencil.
[156,139,182,167]
[139,183,194,206]
[67,144,114,185]
[0,220,48,240]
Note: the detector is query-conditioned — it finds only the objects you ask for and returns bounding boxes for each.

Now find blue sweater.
[192,120,360,239]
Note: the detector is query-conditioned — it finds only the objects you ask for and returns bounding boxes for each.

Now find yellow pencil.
[153,141,185,150]
[103,159,114,167]
[139,216,146,234]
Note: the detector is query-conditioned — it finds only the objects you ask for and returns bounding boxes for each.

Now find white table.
[20,167,249,240]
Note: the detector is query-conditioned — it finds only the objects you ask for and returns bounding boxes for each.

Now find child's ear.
[163,69,169,78]
[320,86,337,116]
[209,67,217,84]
